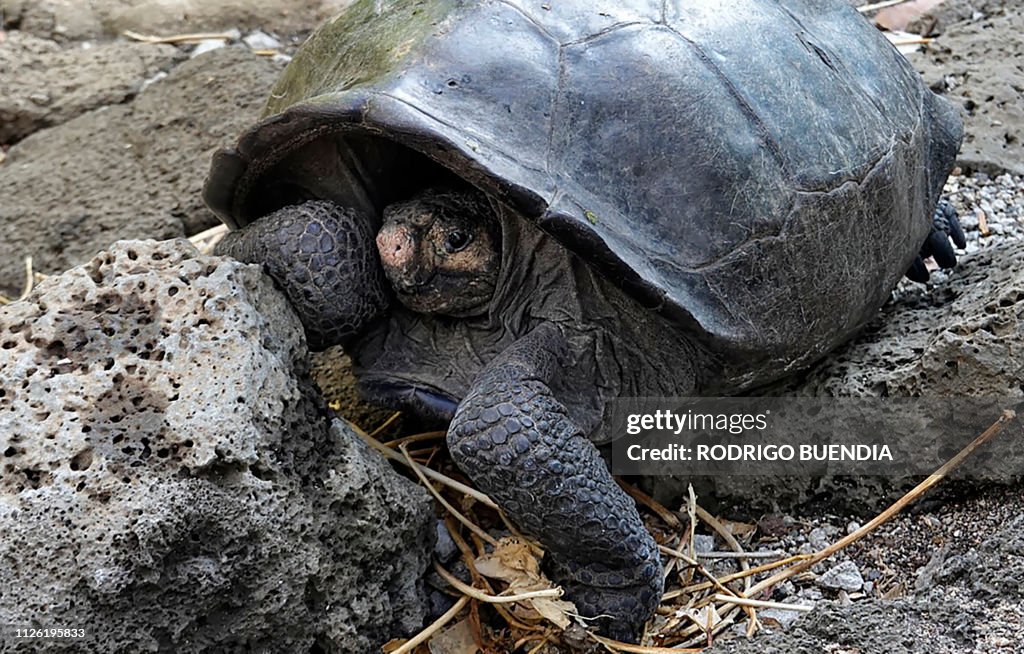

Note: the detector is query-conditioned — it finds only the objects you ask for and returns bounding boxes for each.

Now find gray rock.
[694,534,716,555]
[0,46,285,297]
[0,32,183,143]
[817,561,865,593]
[758,603,813,631]
[0,239,435,653]
[705,600,975,653]
[910,10,1024,176]
[807,527,830,551]
[243,30,280,50]
[191,38,228,58]
[1,0,350,41]
[796,588,823,602]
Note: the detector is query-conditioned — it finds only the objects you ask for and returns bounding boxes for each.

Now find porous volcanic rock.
[0,31,183,143]
[645,239,1024,518]
[0,239,435,653]
[911,10,1024,176]
[0,46,283,298]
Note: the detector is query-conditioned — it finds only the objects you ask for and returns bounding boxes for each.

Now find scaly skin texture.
[216,200,389,350]
[447,323,664,641]
[219,197,668,638]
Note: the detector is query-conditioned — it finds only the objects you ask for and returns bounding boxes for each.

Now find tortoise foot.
[215,200,389,349]
[447,323,663,641]
[906,199,967,282]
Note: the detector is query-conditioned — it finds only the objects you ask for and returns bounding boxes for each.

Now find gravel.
[945,172,1024,251]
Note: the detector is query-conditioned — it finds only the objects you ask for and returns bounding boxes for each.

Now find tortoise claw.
[927,228,958,269]
[936,199,967,249]
[905,256,930,283]
[905,199,965,283]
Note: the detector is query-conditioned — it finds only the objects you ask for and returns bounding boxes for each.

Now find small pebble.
[817,560,864,592]
[808,527,830,550]
[693,534,715,554]
[775,580,796,598]
[759,603,811,630]
[797,587,823,601]
[244,30,281,50]
[433,520,458,563]
[191,39,227,58]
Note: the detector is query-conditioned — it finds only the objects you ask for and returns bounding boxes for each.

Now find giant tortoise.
[203,0,964,640]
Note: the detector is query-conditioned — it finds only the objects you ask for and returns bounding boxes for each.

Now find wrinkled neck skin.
[353,205,701,442]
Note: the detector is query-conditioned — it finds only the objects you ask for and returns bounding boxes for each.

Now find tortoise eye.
[444,230,472,253]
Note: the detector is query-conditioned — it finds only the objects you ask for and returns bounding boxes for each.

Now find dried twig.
[618,479,683,530]
[697,551,785,560]
[352,425,500,509]
[665,554,813,599]
[389,595,470,654]
[383,430,445,448]
[433,561,562,604]
[890,37,935,46]
[589,632,703,653]
[712,594,813,612]
[444,519,541,632]
[123,30,237,44]
[1,256,38,305]
[188,223,229,254]
[400,443,499,546]
[370,411,403,438]
[693,504,752,593]
[657,545,747,610]
[743,409,1017,599]
[857,0,909,13]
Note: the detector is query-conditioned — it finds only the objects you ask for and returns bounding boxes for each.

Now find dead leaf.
[678,604,723,632]
[531,597,575,629]
[718,518,756,539]
[474,537,579,631]
[428,618,479,654]
[874,0,946,31]
[474,538,542,584]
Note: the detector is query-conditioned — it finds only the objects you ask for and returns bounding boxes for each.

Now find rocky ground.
[0,240,436,653]
[1,0,1022,652]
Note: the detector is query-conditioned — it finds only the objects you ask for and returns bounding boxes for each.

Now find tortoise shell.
[204,0,961,383]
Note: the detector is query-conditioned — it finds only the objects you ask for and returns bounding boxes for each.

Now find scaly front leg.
[216,200,390,349]
[447,323,663,641]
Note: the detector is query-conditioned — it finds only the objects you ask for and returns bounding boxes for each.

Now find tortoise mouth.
[356,374,460,423]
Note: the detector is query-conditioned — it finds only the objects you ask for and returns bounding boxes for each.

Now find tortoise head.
[375,188,502,317]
